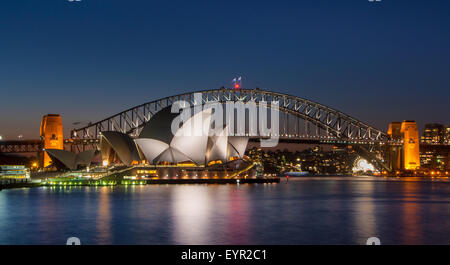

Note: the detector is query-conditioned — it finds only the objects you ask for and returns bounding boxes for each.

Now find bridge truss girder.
[0,140,43,153]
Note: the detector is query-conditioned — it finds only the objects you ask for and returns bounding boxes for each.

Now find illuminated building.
[400,120,420,170]
[421,123,445,144]
[40,114,64,167]
[100,131,141,166]
[99,106,249,167]
[444,125,450,144]
[420,151,434,168]
[249,146,355,175]
[44,149,96,170]
[0,165,30,179]
[418,123,449,170]
[387,121,421,171]
[420,145,450,170]
[136,107,248,165]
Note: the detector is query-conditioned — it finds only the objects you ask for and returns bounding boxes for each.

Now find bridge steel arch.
[72,88,389,141]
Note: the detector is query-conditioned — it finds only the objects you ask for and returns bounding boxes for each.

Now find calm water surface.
[0,176,449,245]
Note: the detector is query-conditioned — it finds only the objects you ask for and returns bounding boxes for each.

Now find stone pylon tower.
[387,120,420,171]
[387,122,402,170]
[40,114,64,168]
[400,121,420,170]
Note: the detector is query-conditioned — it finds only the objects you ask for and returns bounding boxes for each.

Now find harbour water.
[0,176,449,245]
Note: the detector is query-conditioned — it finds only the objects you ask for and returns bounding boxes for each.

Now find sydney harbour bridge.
[1,88,408,172]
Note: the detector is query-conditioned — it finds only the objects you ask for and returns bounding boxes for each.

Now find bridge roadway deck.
[1,138,449,154]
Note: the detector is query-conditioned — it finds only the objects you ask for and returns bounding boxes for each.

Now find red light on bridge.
[234,83,240,89]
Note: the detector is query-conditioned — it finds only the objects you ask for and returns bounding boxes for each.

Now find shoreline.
[0,177,280,191]
[2,175,449,191]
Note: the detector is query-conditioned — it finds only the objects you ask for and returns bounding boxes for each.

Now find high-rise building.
[40,114,63,167]
[421,123,445,144]
[401,121,420,170]
[419,123,449,170]
[445,126,450,144]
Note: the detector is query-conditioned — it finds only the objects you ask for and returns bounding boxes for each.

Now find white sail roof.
[135,107,249,165]
[100,131,141,165]
[46,149,95,170]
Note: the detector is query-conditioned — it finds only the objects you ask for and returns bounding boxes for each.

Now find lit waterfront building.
[138,108,247,166]
[93,106,251,179]
[100,131,141,166]
[44,149,96,170]
[0,165,30,180]
[99,107,249,167]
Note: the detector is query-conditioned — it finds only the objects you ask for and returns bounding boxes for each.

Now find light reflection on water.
[0,177,449,245]
[172,186,213,244]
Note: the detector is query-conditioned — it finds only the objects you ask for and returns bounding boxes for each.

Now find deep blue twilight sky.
[0,0,449,139]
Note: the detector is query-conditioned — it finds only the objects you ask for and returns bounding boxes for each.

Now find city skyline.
[1,0,450,139]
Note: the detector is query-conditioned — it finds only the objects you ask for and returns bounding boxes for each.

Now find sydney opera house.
[46,107,251,178]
